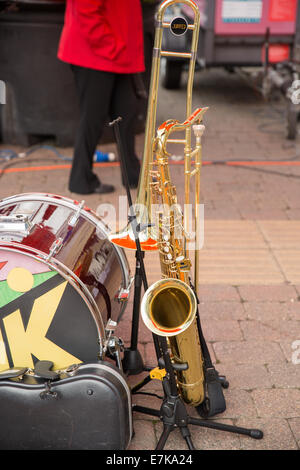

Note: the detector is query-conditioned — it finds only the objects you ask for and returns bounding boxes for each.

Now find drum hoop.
[0,243,106,349]
[0,193,131,291]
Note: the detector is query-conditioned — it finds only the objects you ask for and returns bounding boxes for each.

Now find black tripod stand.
[109,117,263,450]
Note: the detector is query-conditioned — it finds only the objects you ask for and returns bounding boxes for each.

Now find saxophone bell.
[141,278,197,337]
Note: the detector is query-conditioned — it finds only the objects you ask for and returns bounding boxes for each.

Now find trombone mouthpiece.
[193,124,205,138]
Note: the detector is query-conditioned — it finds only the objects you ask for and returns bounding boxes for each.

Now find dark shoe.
[69,183,115,195]
[93,183,115,194]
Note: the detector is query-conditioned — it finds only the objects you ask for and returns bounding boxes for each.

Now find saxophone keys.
[176,256,191,271]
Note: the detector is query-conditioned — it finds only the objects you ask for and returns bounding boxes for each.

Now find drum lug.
[107,336,125,370]
[117,276,134,303]
[0,214,32,234]
[46,237,63,261]
[117,288,130,302]
[103,320,124,369]
[106,319,118,332]
[102,319,117,356]
[68,200,85,227]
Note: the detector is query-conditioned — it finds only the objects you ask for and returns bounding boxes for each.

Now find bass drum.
[0,193,132,372]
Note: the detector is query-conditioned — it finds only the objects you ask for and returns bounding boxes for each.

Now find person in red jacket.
[58,0,145,194]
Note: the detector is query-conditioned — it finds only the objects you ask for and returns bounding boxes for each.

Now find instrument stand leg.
[156,424,173,450]
[122,251,145,375]
[155,388,196,451]
[109,117,163,374]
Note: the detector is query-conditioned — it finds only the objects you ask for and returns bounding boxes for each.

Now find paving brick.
[216,363,272,390]
[289,301,300,320]
[204,209,241,219]
[220,389,258,419]
[207,202,242,219]
[237,418,298,450]
[202,319,243,342]
[203,220,266,249]
[257,196,290,211]
[267,362,300,389]
[128,420,157,450]
[294,285,300,297]
[198,285,240,302]
[243,301,296,323]
[253,209,289,219]
[198,249,284,284]
[240,320,300,342]
[213,340,286,365]
[198,301,247,321]
[289,418,300,447]
[238,285,298,302]
[273,250,300,284]
[258,221,300,249]
[252,389,300,419]
[287,209,300,219]
[279,339,300,363]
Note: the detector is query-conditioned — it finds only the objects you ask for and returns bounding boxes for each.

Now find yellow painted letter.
[3,281,81,369]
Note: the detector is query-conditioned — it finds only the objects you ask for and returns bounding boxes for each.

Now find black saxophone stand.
[109,117,263,450]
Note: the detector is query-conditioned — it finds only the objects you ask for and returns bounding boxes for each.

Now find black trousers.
[69,65,141,194]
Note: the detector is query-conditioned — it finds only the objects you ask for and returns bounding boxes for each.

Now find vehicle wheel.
[161,58,183,90]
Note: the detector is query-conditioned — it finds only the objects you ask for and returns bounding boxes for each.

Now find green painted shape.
[0,271,58,308]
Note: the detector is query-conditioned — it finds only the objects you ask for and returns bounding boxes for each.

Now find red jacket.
[58,0,145,74]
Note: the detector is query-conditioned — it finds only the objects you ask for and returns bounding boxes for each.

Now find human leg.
[69,65,115,194]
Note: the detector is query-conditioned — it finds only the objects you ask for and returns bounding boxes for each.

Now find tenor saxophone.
[141,108,208,407]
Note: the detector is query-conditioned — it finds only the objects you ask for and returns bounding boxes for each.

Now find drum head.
[0,249,101,371]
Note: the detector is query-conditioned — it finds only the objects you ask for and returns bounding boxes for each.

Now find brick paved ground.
[0,69,299,450]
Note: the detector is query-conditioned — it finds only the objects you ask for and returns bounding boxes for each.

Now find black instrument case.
[0,361,132,450]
